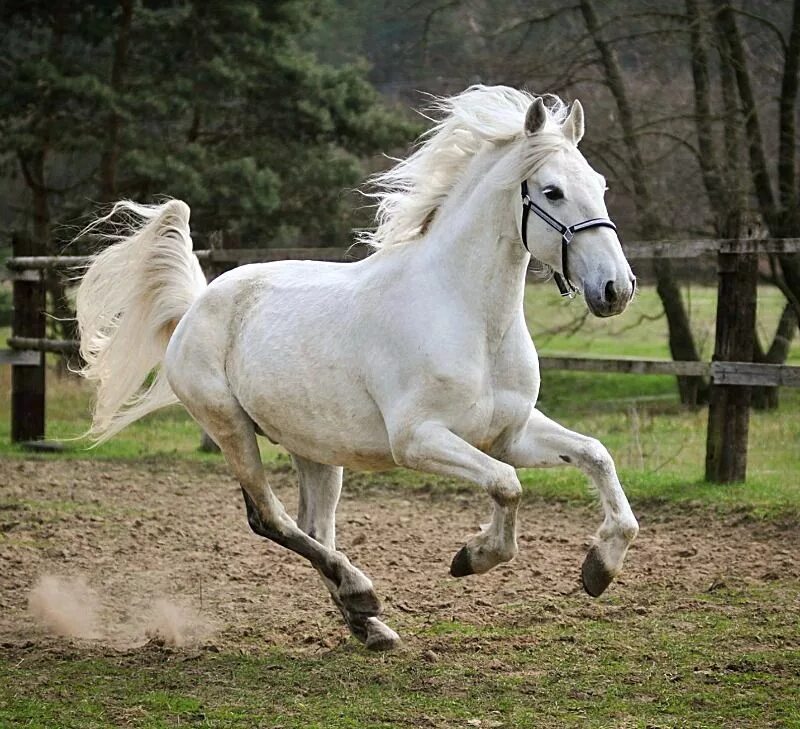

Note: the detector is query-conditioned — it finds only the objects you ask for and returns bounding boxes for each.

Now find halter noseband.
[520,180,618,297]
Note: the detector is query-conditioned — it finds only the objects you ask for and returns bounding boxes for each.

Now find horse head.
[521,97,635,317]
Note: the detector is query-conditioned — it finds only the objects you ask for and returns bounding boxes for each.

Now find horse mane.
[359,85,572,250]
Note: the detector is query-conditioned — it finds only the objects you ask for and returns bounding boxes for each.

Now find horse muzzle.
[585,275,636,318]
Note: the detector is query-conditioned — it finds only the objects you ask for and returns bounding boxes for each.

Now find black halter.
[520,180,618,297]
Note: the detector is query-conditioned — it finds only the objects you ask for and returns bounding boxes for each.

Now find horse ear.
[524,97,547,136]
[564,100,585,145]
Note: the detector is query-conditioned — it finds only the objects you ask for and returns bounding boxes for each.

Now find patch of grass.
[526,283,799,363]
[1,583,798,728]
[0,361,284,464]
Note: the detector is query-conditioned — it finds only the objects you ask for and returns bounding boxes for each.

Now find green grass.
[526,282,799,363]
[1,583,798,728]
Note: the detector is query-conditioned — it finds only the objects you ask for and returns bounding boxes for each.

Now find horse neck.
[420,151,529,337]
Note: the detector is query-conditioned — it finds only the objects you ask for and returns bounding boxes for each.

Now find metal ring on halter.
[519,180,617,298]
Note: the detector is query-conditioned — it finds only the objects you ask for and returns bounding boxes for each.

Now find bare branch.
[715,3,777,228]
[732,7,789,55]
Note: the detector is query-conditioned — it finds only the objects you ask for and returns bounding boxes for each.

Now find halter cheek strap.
[520,180,618,297]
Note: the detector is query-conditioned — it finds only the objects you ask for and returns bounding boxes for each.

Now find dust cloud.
[142,598,214,647]
[27,573,214,648]
[27,575,99,639]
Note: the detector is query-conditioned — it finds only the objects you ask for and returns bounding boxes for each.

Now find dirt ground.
[1,458,798,656]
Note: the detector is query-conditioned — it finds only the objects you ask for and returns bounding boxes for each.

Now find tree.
[685,0,800,407]
[0,0,413,250]
[0,1,414,360]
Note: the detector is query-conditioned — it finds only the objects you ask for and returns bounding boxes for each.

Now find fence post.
[10,233,46,443]
[704,250,758,482]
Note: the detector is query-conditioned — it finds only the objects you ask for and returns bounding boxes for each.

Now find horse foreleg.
[292,454,399,650]
[391,422,522,577]
[501,408,639,596]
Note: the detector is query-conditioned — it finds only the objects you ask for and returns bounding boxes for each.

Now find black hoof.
[450,545,475,578]
[581,546,614,597]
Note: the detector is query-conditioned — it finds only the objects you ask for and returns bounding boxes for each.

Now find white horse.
[76,86,638,651]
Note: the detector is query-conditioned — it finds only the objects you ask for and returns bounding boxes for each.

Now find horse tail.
[75,199,206,444]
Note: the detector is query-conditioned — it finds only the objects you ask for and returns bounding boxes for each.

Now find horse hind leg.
[292,454,400,651]
[174,374,394,649]
[295,455,342,548]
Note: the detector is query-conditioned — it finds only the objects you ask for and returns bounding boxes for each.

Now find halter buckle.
[562,228,574,245]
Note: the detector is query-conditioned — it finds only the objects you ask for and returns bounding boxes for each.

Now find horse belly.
[227,316,396,471]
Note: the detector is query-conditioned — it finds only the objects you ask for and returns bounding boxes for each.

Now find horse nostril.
[604,280,617,304]
[630,276,637,294]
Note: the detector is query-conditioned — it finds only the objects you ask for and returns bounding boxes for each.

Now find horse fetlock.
[597,514,638,545]
[240,487,283,537]
[337,567,381,616]
[620,516,639,542]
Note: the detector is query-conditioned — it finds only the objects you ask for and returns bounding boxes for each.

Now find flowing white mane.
[360,85,572,250]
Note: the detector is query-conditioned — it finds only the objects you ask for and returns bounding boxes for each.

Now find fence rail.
[5,235,800,482]
[6,237,800,273]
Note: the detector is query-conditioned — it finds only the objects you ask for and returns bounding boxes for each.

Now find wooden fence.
[4,235,800,483]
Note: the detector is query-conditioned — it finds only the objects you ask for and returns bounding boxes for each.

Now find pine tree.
[0,0,415,249]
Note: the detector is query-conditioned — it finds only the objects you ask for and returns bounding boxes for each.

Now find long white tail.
[75,199,206,443]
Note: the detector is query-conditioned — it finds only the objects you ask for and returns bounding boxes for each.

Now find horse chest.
[448,356,540,453]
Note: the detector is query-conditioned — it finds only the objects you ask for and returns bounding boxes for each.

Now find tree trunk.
[705,253,758,482]
[777,0,800,231]
[715,3,776,227]
[714,1,800,405]
[752,303,797,409]
[685,0,726,219]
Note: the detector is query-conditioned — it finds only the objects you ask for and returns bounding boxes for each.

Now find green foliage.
[0,1,415,247]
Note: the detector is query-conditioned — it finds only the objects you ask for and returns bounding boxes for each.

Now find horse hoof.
[450,545,475,578]
[365,618,401,652]
[581,546,613,597]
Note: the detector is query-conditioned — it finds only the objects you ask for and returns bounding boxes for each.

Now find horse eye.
[543,186,564,201]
